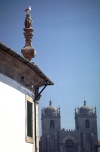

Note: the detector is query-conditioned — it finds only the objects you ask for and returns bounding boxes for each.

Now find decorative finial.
[49,100,52,106]
[21,7,36,61]
[84,100,86,106]
[75,107,76,113]
[94,106,96,113]
[59,106,60,114]
[77,106,79,113]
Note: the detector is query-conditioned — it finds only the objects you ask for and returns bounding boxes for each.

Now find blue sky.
[0,0,100,138]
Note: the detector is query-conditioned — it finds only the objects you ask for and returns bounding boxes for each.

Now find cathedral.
[39,100,98,152]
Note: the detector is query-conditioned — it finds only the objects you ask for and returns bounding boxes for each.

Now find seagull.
[24,6,31,13]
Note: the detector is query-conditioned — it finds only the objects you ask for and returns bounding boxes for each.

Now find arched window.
[85,119,90,128]
[50,120,54,128]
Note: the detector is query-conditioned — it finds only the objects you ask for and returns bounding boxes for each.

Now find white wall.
[0,81,34,152]
[98,147,100,152]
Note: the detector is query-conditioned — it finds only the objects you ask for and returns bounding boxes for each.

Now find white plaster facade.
[0,74,35,152]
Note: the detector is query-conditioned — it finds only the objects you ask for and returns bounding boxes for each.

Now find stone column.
[21,13,36,61]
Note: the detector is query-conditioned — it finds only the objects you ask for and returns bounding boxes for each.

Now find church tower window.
[85,119,90,128]
[50,120,54,128]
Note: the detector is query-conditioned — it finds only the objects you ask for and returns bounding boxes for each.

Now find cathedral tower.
[41,100,61,135]
[40,101,61,152]
[75,100,98,152]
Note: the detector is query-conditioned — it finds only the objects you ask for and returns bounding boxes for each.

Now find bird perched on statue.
[24,6,31,13]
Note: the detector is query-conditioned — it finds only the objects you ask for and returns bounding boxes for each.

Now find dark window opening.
[85,119,90,128]
[50,120,54,128]
[27,101,33,137]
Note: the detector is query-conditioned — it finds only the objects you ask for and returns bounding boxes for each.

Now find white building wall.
[36,103,39,152]
[98,147,100,152]
[0,78,34,152]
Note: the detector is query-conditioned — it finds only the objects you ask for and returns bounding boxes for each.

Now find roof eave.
[0,42,54,87]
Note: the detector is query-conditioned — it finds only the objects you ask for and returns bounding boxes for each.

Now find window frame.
[25,95,34,144]
[50,120,55,128]
[85,119,90,128]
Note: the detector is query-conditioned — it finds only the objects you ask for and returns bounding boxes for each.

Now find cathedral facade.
[39,100,98,152]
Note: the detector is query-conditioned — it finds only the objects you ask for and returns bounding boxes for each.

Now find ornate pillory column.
[21,13,36,61]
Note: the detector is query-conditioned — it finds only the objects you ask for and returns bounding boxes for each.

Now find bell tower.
[75,100,98,152]
[41,100,61,135]
[40,101,61,152]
